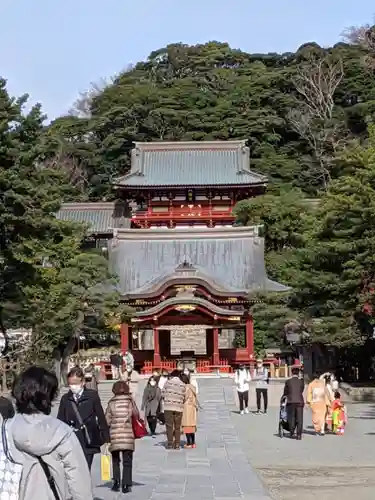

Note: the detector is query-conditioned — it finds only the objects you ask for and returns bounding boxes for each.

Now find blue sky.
[1,0,373,120]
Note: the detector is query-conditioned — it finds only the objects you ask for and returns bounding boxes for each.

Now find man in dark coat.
[57,366,110,469]
[282,367,305,440]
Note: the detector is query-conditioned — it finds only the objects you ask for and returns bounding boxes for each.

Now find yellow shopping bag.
[101,453,111,482]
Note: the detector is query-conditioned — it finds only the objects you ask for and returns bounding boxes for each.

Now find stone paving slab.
[86,378,272,500]
[231,389,375,500]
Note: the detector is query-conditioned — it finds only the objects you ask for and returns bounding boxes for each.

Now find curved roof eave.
[133,296,245,318]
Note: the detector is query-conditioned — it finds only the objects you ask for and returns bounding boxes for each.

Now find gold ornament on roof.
[174,304,196,312]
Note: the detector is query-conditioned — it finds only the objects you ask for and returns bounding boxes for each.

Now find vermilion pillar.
[120,323,129,353]
[213,327,220,365]
[245,317,254,361]
[153,328,161,367]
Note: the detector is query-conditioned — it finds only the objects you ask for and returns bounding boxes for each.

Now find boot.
[122,485,132,494]
[111,480,120,492]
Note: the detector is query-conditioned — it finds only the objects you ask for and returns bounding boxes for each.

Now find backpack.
[0,419,22,499]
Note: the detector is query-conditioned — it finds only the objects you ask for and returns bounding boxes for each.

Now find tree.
[287,54,345,190]
[0,80,120,379]
[293,124,375,346]
[343,22,375,69]
[234,191,313,349]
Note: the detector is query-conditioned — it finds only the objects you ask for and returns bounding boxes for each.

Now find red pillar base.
[246,317,254,363]
[213,327,220,366]
[120,323,129,354]
[153,328,161,367]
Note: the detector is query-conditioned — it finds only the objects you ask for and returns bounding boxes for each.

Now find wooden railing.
[132,207,234,222]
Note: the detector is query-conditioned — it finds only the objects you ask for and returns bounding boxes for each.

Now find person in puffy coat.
[105,381,135,494]
[7,366,92,500]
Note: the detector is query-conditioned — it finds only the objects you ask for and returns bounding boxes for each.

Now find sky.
[1,0,374,120]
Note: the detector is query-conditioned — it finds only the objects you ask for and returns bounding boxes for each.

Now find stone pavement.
[86,378,271,500]
[231,383,375,500]
[53,379,375,500]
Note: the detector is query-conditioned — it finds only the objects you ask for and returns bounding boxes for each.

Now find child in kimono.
[331,391,347,435]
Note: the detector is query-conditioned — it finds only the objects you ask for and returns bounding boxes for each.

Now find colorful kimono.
[332,399,347,434]
[307,379,331,434]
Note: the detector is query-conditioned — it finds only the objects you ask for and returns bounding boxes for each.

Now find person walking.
[322,374,334,432]
[124,350,135,371]
[253,359,269,414]
[162,370,186,449]
[282,367,305,440]
[57,366,110,470]
[181,373,198,448]
[307,372,331,435]
[110,350,122,380]
[105,381,135,494]
[183,368,199,395]
[6,366,92,500]
[84,364,98,391]
[234,365,251,415]
[141,376,162,436]
[121,366,141,397]
[158,370,168,390]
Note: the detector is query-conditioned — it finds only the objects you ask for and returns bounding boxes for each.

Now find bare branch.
[43,149,89,193]
[342,22,375,69]
[287,55,345,190]
[293,56,343,122]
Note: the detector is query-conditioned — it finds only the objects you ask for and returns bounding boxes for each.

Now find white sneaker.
[244,408,249,414]
[240,410,244,415]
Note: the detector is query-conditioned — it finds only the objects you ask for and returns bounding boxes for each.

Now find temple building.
[57,140,288,371]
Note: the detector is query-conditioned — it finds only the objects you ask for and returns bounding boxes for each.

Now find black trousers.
[256,388,268,412]
[238,391,249,411]
[287,403,304,437]
[112,450,133,486]
[186,433,195,445]
[147,415,157,434]
[85,453,94,470]
[164,410,183,447]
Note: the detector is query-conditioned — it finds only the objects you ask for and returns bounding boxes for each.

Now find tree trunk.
[0,308,10,357]
[59,336,76,386]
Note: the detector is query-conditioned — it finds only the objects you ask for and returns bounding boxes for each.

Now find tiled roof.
[108,226,289,295]
[56,202,131,234]
[115,140,267,187]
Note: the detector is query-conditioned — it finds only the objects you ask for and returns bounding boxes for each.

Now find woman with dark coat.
[141,376,162,436]
[105,381,135,494]
[57,366,109,470]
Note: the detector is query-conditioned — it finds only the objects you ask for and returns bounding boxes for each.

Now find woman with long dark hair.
[57,366,109,470]
[5,366,92,500]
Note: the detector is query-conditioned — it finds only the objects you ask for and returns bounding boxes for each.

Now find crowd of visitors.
[0,360,200,499]
[234,363,347,440]
[0,354,347,499]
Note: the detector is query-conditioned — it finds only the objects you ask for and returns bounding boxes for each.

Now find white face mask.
[69,384,82,394]
[149,381,156,387]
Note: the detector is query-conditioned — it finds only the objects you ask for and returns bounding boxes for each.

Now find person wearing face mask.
[234,365,251,415]
[57,366,110,470]
[5,366,93,500]
[183,368,199,395]
[121,366,141,397]
[141,377,162,436]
